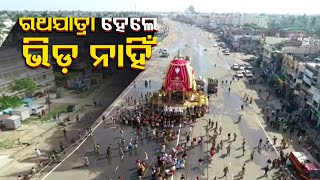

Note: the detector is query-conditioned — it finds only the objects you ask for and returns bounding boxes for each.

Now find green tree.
[55,87,62,99]
[13,13,24,21]
[188,5,196,14]
[9,78,37,93]
[0,95,23,111]
[40,11,48,17]
[243,23,259,29]
[310,16,317,32]
[315,28,320,37]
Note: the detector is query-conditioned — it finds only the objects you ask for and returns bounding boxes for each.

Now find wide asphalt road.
[38,20,280,180]
[171,23,280,179]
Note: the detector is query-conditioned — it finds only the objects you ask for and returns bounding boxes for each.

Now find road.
[172,23,280,180]
[37,20,286,180]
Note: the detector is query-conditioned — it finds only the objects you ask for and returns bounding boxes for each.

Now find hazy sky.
[1,0,319,15]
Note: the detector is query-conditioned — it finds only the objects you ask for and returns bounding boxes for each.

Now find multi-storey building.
[300,62,320,128]
[261,44,284,78]
[223,27,266,52]
[0,48,55,96]
[281,54,307,105]
[229,13,269,28]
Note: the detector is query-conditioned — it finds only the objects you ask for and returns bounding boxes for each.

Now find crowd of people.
[17,77,309,180]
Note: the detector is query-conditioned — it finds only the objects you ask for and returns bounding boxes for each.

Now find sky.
[1,0,320,15]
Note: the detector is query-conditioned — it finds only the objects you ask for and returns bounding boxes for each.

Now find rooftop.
[264,36,289,45]
[280,27,305,32]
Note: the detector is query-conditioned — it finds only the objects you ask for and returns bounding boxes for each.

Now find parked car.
[243,56,257,62]
[244,64,253,70]
[232,63,239,70]
[235,71,244,78]
[244,70,253,77]
[238,66,245,73]
[223,50,230,55]
[213,43,218,47]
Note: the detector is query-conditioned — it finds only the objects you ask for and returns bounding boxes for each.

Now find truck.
[207,77,218,94]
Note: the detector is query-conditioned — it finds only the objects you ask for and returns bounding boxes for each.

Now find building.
[263,36,289,45]
[284,46,320,57]
[0,48,55,96]
[223,27,266,52]
[281,54,307,107]
[278,28,308,38]
[228,14,269,28]
[261,44,284,83]
[300,62,320,128]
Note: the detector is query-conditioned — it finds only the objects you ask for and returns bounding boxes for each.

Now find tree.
[188,5,196,14]
[9,78,37,93]
[315,28,320,38]
[13,13,24,21]
[55,87,62,99]
[40,11,48,17]
[243,23,259,29]
[0,95,23,111]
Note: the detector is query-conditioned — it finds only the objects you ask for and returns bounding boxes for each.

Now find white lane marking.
[115,166,118,171]
[229,162,231,167]
[176,124,181,147]
[171,124,181,180]
[40,57,160,180]
[121,155,124,160]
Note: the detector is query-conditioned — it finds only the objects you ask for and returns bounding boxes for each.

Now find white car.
[244,64,253,70]
[235,71,244,78]
[238,66,245,73]
[232,63,239,70]
[213,43,218,47]
[224,51,230,55]
[244,70,253,77]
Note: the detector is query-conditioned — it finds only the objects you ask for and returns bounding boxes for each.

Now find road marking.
[115,166,118,171]
[229,162,231,167]
[171,124,181,180]
[143,155,156,177]
[40,57,160,180]
[231,174,234,179]
[121,155,124,160]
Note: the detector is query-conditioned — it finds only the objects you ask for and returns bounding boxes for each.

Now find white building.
[229,14,269,28]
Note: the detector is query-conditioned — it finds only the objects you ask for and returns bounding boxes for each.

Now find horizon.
[1,0,320,15]
[1,10,320,16]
